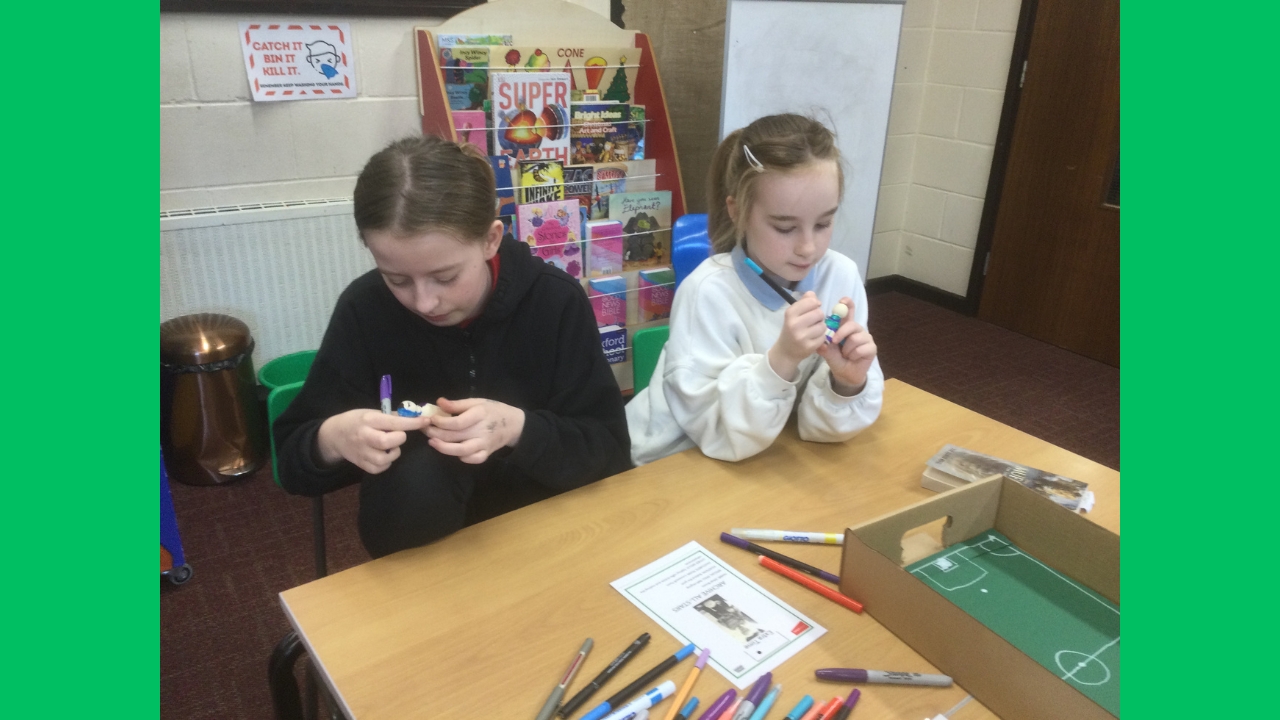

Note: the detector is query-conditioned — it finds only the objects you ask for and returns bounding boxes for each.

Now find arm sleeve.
[504,287,632,489]
[660,279,798,462]
[796,276,885,443]
[272,298,372,497]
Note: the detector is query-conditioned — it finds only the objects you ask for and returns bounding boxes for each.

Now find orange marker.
[759,556,864,613]
[812,697,845,720]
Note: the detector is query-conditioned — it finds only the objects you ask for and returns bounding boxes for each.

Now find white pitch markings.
[1060,636,1120,684]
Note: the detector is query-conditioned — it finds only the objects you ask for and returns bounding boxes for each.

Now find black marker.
[557,632,650,718]
[743,257,796,305]
[720,532,840,583]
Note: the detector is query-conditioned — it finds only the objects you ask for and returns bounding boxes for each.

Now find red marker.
[758,556,864,613]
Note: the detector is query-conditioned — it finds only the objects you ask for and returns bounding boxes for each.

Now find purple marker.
[379,374,392,415]
[830,689,860,720]
[720,533,840,584]
[730,673,772,720]
[815,668,952,687]
[694,689,736,720]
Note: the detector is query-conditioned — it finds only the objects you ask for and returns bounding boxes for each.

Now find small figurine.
[397,400,448,418]
[824,302,849,343]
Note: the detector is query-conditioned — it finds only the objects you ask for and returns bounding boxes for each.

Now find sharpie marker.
[559,633,651,717]
[695,690,737,720]
[602,680,677,720]
[830,689,860,720]
[721,533,840,583]
[379,374,392,415]
[730,673,772,720]
[581,644,696,720]
[816,668,952,687]
[730,529,843,545]
[747,684,782,720]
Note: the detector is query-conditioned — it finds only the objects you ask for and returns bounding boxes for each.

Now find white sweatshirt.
[626,245,884,466]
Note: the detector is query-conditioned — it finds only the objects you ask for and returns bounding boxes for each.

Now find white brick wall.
[868,0,1022,298]
[160,14,441,211]
[159,0,611,213]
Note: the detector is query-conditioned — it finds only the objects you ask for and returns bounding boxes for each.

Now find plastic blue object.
[672,213,710,290]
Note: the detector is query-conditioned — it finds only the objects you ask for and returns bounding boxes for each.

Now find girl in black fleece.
[274,136,631,557]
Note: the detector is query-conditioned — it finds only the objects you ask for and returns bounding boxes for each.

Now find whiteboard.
[721,0,903,276]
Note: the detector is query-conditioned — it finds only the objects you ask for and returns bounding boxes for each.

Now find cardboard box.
[839,476,1120,720]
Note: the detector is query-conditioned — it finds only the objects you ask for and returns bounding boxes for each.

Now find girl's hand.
[316,409,427,474]
[423,397,526,464]
[817,296,879,396]
[767,291,827,381]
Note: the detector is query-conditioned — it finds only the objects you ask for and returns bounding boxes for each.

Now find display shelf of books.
[414,0,686,391]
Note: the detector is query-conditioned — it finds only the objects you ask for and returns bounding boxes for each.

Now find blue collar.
[731,244,818,311]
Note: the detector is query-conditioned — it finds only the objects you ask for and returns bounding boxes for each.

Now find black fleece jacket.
[274,237,632,497]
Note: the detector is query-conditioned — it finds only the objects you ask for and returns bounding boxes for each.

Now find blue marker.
[748,684,782,720]
[580,644,697,720]
[742,257,796,305]
[674,697,700,720]
[782,695,814,720]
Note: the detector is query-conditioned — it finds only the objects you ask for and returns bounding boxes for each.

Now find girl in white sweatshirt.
[627,114,884,465]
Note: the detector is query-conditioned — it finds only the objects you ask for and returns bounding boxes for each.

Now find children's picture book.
[490,72,571,163]
[518,160,564,205]
[585,220,624,278]
[639,267,675,321]
[488,156,517,218]
[588,276,628,365]
[497,214,516,245]
[564,165,594,231]
[591,163,628,220]
[441,46,490,111]
[435,33,512,47]
[629,105,646,160]
[453,110,487,153]
[485,46,642,104]
[609,191,672,271]
[622,159,656,192]
[570,103,639,164]
[517,199,583,279]
[923,444,1095,512]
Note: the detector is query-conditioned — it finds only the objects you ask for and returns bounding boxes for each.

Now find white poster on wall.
[239,22,356,102]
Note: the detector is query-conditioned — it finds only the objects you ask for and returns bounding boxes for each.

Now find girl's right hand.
[315,409,427,474]
[767,291,827,381]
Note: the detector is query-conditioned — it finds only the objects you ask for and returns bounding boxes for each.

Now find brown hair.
[353,135,496,242]
[705,114,844,254]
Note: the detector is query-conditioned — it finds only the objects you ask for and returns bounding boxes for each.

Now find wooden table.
[281,380,1120,719]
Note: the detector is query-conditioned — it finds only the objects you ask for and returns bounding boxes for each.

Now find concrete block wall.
[160,0,610,212]
[868,0,1021,298]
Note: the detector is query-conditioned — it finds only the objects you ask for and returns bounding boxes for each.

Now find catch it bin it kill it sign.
[239,22,356,101]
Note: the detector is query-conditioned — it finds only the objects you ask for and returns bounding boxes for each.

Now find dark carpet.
[159,290,1119,719]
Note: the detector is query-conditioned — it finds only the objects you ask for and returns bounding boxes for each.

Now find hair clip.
[743,144,765,172]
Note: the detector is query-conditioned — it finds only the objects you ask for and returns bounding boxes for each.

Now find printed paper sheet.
[611,541,825,688]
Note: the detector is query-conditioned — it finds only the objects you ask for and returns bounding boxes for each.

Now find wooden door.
[977,0,1119,366]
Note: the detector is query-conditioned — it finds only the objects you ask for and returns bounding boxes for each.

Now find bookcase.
[413,0,687,391]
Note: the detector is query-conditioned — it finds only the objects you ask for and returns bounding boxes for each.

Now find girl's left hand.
[817,296,879,396]
[422,397,526,464]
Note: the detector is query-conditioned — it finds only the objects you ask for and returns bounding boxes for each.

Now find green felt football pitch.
[905,530,1119,717]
